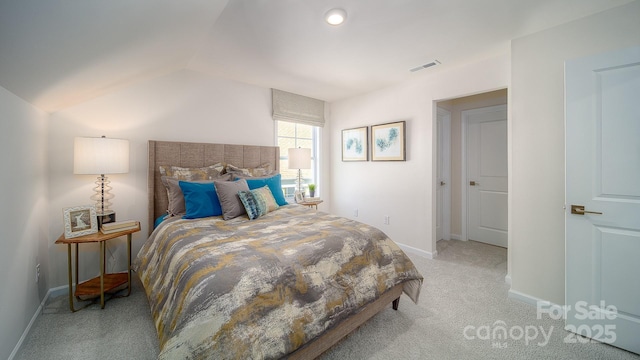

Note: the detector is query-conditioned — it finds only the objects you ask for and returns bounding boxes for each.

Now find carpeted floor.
[14,240,640,359]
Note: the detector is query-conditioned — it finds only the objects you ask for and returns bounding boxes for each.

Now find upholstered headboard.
[147,140,280,235]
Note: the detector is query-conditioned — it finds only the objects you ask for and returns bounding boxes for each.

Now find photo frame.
[294,191,305,203]
[63,205,98,239]
[371,121,406,161]
[342,126,368,161]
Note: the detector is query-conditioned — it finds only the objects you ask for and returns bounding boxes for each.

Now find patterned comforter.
[134,205,423,359]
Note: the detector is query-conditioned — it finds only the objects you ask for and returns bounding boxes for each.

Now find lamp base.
[97,211,116,229]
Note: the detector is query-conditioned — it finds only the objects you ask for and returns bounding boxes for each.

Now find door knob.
[470,181,479,186]
[570,205,603,215]
[440,181,446,186]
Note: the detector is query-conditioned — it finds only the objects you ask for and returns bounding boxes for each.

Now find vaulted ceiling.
[0,0,634,112]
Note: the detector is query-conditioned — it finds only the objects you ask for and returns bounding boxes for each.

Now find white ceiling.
[0,0,634,113]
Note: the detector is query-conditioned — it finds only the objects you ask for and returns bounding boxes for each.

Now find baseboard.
[396,242,435,259]
[48,284,70,299]
[8,285,48,359]
[449,234,461,241]
[505,274,512,286]
[508,288,540,306]
[508,288,564,316]
[9,284,70,360]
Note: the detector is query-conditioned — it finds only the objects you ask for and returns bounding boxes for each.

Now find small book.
[101,220,138,232]
[100,223,138,234]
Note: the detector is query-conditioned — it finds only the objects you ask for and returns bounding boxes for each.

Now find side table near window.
[299,199,323,210]
[55,221,140,312]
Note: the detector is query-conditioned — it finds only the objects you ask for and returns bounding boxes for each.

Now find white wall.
[0,86,48,360]
[47,69,334,288]
[510,1,640,305]
[329,54,510,257]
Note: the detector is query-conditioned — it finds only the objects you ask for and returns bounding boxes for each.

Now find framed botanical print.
[63,205,98,238]
[342,126,368,161]
[371,121,406,161]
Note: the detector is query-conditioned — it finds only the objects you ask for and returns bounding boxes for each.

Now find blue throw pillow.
[154,215,166,229]
[178,181,223,219]
[244,174,288,206]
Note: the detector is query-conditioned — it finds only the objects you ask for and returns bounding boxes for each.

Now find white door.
[565,46,640,354]
[464,105,508,247]
[436,107,451,241]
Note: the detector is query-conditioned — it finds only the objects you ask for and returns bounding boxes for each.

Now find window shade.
[272,89,325,127]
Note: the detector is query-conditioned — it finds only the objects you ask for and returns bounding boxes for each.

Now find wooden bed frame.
[147,140,403,359]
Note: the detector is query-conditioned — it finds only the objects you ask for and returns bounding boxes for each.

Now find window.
[276,121,319,199]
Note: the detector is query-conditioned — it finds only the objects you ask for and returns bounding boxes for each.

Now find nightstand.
[299,199,323,209]
[55,222,140,312]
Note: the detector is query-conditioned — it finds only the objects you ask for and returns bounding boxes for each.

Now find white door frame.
[461,104,507,242]
[436,107,451,241]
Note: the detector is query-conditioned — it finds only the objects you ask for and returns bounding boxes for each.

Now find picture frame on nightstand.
[63,205,98,238]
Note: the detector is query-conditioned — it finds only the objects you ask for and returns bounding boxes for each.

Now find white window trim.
[275,121,321,199]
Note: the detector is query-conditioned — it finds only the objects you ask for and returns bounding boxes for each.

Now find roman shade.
[272,89,325,127]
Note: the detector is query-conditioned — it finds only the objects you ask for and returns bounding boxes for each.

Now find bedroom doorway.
[435,89,508,247]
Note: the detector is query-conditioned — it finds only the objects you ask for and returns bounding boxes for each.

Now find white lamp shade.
[288,148,311,169]
[74,137,130,174]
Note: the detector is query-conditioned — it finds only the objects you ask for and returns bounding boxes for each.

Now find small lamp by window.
[288,147,311,194]
[74,136,129,226]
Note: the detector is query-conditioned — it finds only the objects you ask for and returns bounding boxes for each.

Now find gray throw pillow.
[214,178,250,220]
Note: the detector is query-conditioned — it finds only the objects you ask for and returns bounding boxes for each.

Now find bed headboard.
[148,140,280,235]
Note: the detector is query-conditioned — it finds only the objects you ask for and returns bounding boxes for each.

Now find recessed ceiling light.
[325,8,347,26]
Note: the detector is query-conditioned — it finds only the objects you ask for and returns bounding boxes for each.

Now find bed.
[135,140,423,359]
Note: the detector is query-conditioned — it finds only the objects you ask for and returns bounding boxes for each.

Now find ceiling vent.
[409,60,441,72]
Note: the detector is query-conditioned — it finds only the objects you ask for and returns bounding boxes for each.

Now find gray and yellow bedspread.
[134,205,423,359]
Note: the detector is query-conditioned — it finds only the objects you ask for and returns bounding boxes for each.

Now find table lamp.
[288,147,311,194]
[74,136,129,226]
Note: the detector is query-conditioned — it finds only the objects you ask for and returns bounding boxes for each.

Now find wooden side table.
[55,222,140,312]
[299,199,323,209]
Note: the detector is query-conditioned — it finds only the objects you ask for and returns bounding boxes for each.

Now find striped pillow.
[238,186,279,220]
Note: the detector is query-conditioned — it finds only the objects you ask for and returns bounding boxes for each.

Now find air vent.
[409,60,441,72]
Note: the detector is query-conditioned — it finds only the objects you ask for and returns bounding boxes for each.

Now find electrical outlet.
[36,264,40,283]
[353,209,359,217]
[384,216,390,225]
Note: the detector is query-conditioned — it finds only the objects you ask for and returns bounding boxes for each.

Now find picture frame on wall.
[342,126,368,161]
[371,121,406,161]
[63,205,98,238]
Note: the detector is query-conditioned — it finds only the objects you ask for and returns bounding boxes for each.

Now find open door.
[565,46,640,354]
[436,107,451,241]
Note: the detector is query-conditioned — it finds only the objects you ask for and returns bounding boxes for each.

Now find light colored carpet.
[15,240,639,360]
[15,276,159,360]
